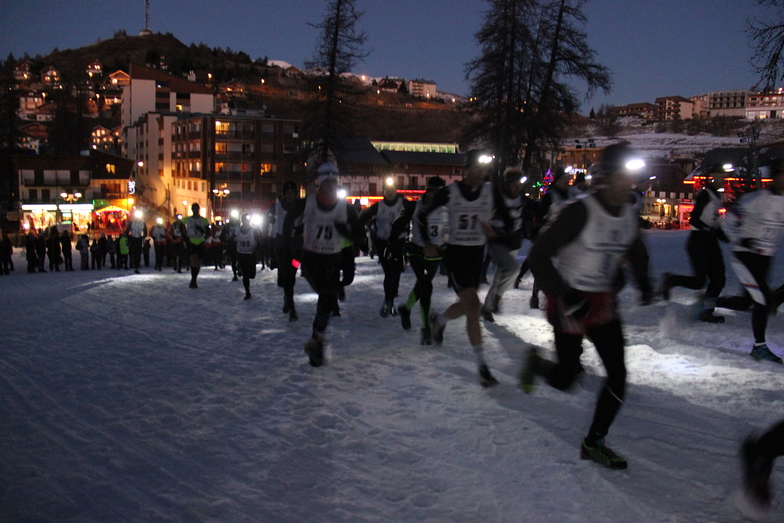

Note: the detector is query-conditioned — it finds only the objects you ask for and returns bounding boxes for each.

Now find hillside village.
[4,31,784,235]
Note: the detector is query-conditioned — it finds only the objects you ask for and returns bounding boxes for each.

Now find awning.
[94,205,129,214]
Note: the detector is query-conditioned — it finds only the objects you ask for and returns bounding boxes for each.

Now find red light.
[292,259,301,269]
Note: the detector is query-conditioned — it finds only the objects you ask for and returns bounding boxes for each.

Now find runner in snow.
[715,158,784,364]
[269,180,301,321]
[520,143,653,470]
[399,176,447,344]
[661,163,730,323]
[283,163,361,367]
[150,218,168,272]
[481,168,529,323]
[183,203,209,289]
[741,419,784,510]
[420,149,499,387]
[234,213,263,300]
[359,177,414,317]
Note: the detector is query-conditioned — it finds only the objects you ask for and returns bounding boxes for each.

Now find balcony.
[215,131,255,140]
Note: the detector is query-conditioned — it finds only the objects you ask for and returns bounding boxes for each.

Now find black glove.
[563,288,591,321]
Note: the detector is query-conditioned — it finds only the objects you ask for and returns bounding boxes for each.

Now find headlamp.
[624,159,645,171]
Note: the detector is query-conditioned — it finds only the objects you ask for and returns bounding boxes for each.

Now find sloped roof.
[334,137,387,165]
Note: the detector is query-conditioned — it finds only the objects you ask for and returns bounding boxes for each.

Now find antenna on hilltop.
[139,0,152,36]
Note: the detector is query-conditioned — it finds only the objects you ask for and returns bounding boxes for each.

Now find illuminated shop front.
[93,199,132,233]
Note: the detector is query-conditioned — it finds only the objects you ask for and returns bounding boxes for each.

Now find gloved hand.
[563,288,591,321]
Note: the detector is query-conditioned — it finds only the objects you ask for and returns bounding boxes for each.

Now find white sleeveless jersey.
[412,199,447,247]
[690,188,723,231]
[490,191,524,233]
[375,197,406,241]
[151,225,167,243]
[555,195,639,292]
[730,190,784,256]
[273,200,288,237]
[302,194,348,255]
[129,220,145,238]
[235,225,259,254]
[445,182,493,246]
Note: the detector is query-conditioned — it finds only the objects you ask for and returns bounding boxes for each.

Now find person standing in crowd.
[359,177,414,317]
[118,233,130,269]
[520,143,653,470]
[98,233,108,268]
[60,230,73,271]
[47,227,61,272]
[269,180,301,321]
[25,231,38,273]
[283,163,361,367]
[0,232,12,275]
[481,168,529,323]
[183,203,210,289]
[125,211,147,274]
[234,213,263,300]
[420,149,499,387]
[661,163,730,323]
[169,214,186,273]
[35,229,47,272]
[106,235,116,269]
[150,218,168,271]
[398,176,447,344]
[715,158,784,364]
[76,234,90,270]
[143,237,151,267]
[91,238,102,269]
[741,419,784,510]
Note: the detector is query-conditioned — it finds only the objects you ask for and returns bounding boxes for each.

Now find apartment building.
[609,102,657,119]
[121,63,214,144]
[170,115,302,216]
[654,96,694,120]
[13,152,134,232]
[407,79,437,99]
[746,88,784,119]
[706,90,753,117]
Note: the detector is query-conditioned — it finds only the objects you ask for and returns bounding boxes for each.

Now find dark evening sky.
[0,0,770,113]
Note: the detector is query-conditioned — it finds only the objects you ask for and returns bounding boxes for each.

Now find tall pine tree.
[465,0,610,180]
[304,0,369,169]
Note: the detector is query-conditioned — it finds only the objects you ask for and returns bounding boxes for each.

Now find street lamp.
[60,192,82,204]
[60,192,82,228]
[212,187,230,212]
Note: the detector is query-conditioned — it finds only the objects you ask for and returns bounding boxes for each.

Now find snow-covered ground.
[2,230,783,522]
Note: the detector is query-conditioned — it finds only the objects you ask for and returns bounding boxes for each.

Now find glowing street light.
[60,192,82,204]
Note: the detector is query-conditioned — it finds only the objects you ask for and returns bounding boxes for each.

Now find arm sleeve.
[527,201,587,297]
[282,200,306,246]
[358,203,379,228]
[389,199,415,243]
[688,190,712,231]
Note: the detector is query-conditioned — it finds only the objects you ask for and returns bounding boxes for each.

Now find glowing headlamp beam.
[625,159,645,171]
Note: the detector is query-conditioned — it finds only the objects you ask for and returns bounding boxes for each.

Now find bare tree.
[749,0,784,90]
[465,0,610,179]
[304,0,369,167]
